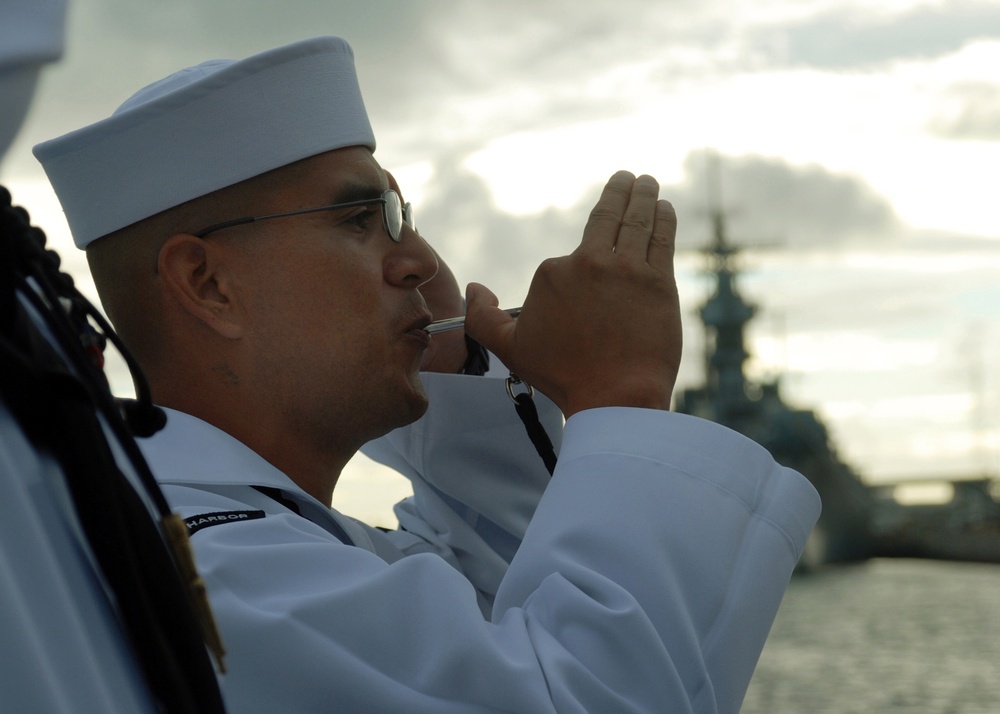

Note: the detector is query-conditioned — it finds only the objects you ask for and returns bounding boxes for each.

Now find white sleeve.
[170,408,819,714]
[360,371,563,607]
[495,407,821,714]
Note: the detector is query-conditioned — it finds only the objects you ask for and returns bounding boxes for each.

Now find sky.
[4,0,1000,525]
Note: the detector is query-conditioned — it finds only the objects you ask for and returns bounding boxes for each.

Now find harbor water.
[742,559,999,713]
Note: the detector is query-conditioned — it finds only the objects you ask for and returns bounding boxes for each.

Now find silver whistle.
[425,307,523,334]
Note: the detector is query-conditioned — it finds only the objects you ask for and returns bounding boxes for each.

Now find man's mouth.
[404,312,433,347]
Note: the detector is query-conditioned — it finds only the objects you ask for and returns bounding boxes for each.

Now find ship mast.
[698,166,756,426]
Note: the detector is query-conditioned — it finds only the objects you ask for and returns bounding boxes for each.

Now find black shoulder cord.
[462,335,556,476]
[506,374,558,476]
[465,334,559,476]
[0,186,227,714]
[463,334,558,476]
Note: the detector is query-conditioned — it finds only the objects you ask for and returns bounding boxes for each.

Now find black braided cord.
[0,186,226,714]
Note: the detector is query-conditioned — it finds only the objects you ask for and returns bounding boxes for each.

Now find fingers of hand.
[579,172,666,266]
[580,171,636,253]
[647,199,677,273]
[614,174,661,261]
[463,282,513,357]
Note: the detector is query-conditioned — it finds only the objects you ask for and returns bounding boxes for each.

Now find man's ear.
[158,233,243,339]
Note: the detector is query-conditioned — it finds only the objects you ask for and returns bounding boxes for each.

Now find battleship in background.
[675,206,1000,569]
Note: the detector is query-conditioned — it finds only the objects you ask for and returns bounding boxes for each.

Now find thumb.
[464,282,514,358]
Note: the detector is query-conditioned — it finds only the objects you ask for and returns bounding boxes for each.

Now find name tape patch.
[184,510,265,535]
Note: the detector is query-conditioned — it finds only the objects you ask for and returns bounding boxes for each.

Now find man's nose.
[385,224,438,288]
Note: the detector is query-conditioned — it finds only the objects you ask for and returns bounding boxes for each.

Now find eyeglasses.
[193,189,414,242]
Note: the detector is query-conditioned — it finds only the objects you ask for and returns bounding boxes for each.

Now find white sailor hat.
[33,36,375,249]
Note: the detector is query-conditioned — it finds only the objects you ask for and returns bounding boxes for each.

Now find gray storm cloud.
[669,152,903,250]
[13,0,999,176]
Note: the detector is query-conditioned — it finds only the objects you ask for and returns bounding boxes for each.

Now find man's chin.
[398,376,430,425]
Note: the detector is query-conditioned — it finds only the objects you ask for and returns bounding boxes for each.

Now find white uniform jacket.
[140,372,821,714]
[1,406,158,713]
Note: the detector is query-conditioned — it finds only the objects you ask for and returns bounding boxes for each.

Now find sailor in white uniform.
[35,36,821,714]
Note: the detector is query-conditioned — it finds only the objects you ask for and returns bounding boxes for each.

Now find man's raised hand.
[467,171,682,418]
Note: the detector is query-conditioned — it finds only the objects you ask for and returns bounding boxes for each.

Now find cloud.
[665,152,903,251]
[20,0,434,140]
[929,81,1000,140]
[408,0,1000,85]
[750,0,1000,69]
[413,154,585,305]
[20,0,996,177]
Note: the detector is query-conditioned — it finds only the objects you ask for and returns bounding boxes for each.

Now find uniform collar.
[137,407,303,494]
[139,408,382,553]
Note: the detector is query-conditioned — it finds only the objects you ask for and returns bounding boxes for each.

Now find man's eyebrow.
[329,181,385,205]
